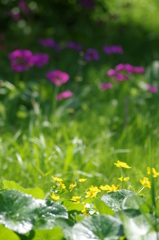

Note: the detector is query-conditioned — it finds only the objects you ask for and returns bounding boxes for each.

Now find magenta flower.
[67,41,82,51]
[46,70,69,86]
[100,83,113,90]
[12,12,20,22]
[39,38,56,48]
[32,53,49,68]
[57,90,73,101]
[9,49,34,72]
[107,69,116,77]
[85,48,99,62]
[133,66,145,74]
[125,64,134,74]
[147,84,158,93]
[115,63,125,72]
[114,74,129,81]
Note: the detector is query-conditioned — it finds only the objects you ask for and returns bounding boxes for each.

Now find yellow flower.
[69,182,77,192]
[114,160,131,169]
[147,167,159,178]
[78,178,87,182]
[52,176,63,182]
[59,182,66,189]
[107,184,120,193]
[140,177,151,188]
[51,193,60,201]
[118,176,129,182]
[100,184,111,191]
[124,177,129,182]
[85,185,101,198]
[81,202,89,216]
[71,196,81,202]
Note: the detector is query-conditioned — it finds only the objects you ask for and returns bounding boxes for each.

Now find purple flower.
[18,0,30,15]
[147,84,158,93]
[9,49,34,72]
[32,53,49,68]
[67,41,83,51]
[100,83,113,90]
[57,90,73,101]
[125,64,134,74]
[107,69,116,77]
[79,0,95,9]
[46,70,69,86]
[115,63,125,72]
[133,66,145,74]
[39,38,56,48]
[85,48,99,62]
[12,12,20,22]
[114,74,129,81]
[103,45,123,54]
[0,33,4,40]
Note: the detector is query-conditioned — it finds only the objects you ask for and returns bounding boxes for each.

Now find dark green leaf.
[0,190,37,234]
[72,215,123,240]
[101,190,132,212]
[34,199,68,229]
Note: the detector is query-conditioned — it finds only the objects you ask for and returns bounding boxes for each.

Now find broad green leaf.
[101,190,132,212]
[34,227,63,240]
[34,199,68,229]
[120,211,154,240]
[63,200,83,211]
[94,198,115,215]
[0,224,20,240]
[72,215,123,240]
[2,180,45,199]
[141,231,159,240]
[0,190,37,234]
[55,218,74,240]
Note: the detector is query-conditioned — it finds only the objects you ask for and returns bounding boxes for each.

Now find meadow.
[1,0,159,239]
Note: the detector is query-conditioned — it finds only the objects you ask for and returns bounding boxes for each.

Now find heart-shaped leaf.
[72,215,123,240]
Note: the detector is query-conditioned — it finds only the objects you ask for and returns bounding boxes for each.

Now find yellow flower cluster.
[114,160,131,169]
[147,167,159,178]
[100,184,120,192]
[85,186,101,198]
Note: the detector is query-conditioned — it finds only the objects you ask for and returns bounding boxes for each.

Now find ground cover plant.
[1,0,159,239]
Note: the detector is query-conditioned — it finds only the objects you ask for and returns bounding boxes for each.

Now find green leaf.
[120,211,154,240]
[63,200,83,211]
[0,224,20,240]
[141,231,159,240]
[94,198,115,215]
[0,190,37,234]
[34,199,68,229]
[2,180,45,199]
[72,215,123,240]
[55,218,74,240]
[101,190,132,212]
[34,227,63,240]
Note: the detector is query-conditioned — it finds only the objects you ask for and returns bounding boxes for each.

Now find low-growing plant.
[1,160,159,240]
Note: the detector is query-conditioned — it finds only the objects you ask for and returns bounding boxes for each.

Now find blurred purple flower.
[79,0,95,9]
[57,90,73,101]
[39,38,61,52]
[9,49,34,72]
[114,74,129,81]
[12,12,20,22]
[85,48,99,62]
[46,70,69,86]
[0,33,4,40]
[103,45,123,54]
[125,64,134,74]
[147,84,158,93]
[115,63,125,72]
[67,41,83,51]
[32,53,49,68]
[18,0,30,15]
[107,69,116,77]
[100,83,113,90]
[133,66,145,74]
